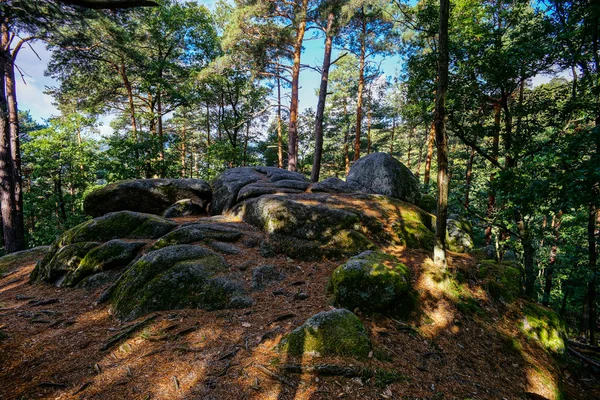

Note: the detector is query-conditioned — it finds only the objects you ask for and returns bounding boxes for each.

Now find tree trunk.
[389,117,395,155]
[366,98,372,154]
[157,90,165,177]
[485,103,501,245]
[180,124,186,178]
[5,40,24,251]
[423,122,435,186]
[433,0,450,270]
[0,21,19,253]
[243,121,249,166]
[311,11,335,182]
[464,147,475,209]
[542,212,561,307]
[277,72,283,169]
[287,0,308,172]
[354,10,366,162]
[119,64,137,137]
[588,204,598,345]
[343,98,350,176]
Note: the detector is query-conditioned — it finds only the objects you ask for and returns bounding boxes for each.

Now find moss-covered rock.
[58,211,177,246]
[446,218,474,253]
[519,302,567,355]
[31,242,100,285]
[31,211,176,285]
[0,246,49,277]
[330,251,412,314]
[84,178,211,217]
[278,309,371,358]
[62,240,146,287]
[477,260,523,302]
[110,245,250,320]
[151,223,243,250]
[252,265,285,290]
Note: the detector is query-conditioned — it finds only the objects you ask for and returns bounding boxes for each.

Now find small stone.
[252,265,285,291]
[294,291,309,301]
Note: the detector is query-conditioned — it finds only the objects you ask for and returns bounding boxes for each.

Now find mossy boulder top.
[109,244,252,321]
[278,309,371,359]
[210,166,309,215]
[330,251,412,314]
[346,152,422,205]
[84,178,212,217]
[235,192,434,260]
[447,218,474,253]
[519,302,567,355]
[30,211,176,286]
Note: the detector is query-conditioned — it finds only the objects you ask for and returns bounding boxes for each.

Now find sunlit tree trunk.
[311,10,335,182]
[423,122,435,186]
[287,0,308,172]
[277,72,283,169]
[354,9,366,162]
[433,0,450,270]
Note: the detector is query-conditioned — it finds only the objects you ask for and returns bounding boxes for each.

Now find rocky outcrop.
[278,309,371,359]
[151,223,244,250]
[329,251,413,314]
[162,199,205,218]
[84,179,211,217]
[346,152,421,205]
[210,166,309,215]
[235,192,435,261]
[109,245,252,321]
[30,211,175,286]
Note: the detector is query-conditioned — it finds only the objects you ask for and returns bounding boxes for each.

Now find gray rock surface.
[309,177,355,194]
[252,265,285,290]
[347,152,421,204]
[162,199,205,218]
[151,223,243,250]
[84,178,211,217]
[211,167,308,215]
[446,218,474,253]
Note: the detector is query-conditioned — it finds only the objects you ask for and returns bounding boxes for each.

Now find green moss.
[374,368,408,387]
[477,261,523,302]
[31,242,99,284]
[519,302,566,355]
[150,224,243,251]
[279,309,371,359]
[330,251,412,315]
[109,245,248,320]
[63,240,145,287]
[391,206,435,249]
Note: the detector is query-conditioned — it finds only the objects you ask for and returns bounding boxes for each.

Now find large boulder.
[211,166,309,215]
[109,245,251,320]
[84,179,211,217]
[30,211,175,285]
[330,251,413,314]
[446,218,474,253]
[347,152,421,205]
[278,309,371,359]
[238,193,375,260]
[235,192,435,260]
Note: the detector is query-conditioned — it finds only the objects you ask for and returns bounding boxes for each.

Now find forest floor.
[0,216,598,400]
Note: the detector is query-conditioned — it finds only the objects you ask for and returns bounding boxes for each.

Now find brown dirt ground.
[0,216,598,400]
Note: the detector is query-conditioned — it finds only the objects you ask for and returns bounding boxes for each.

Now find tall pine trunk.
[5,39,24,251]
[353,9,366,161]
[433,0,450,270]
[311,11,335,182]
[0,19,19,253]
[277,72,283,168]
[464,147,475,208]
[287,0,308,172]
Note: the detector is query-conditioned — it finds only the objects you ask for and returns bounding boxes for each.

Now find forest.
[0,0,599,398]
